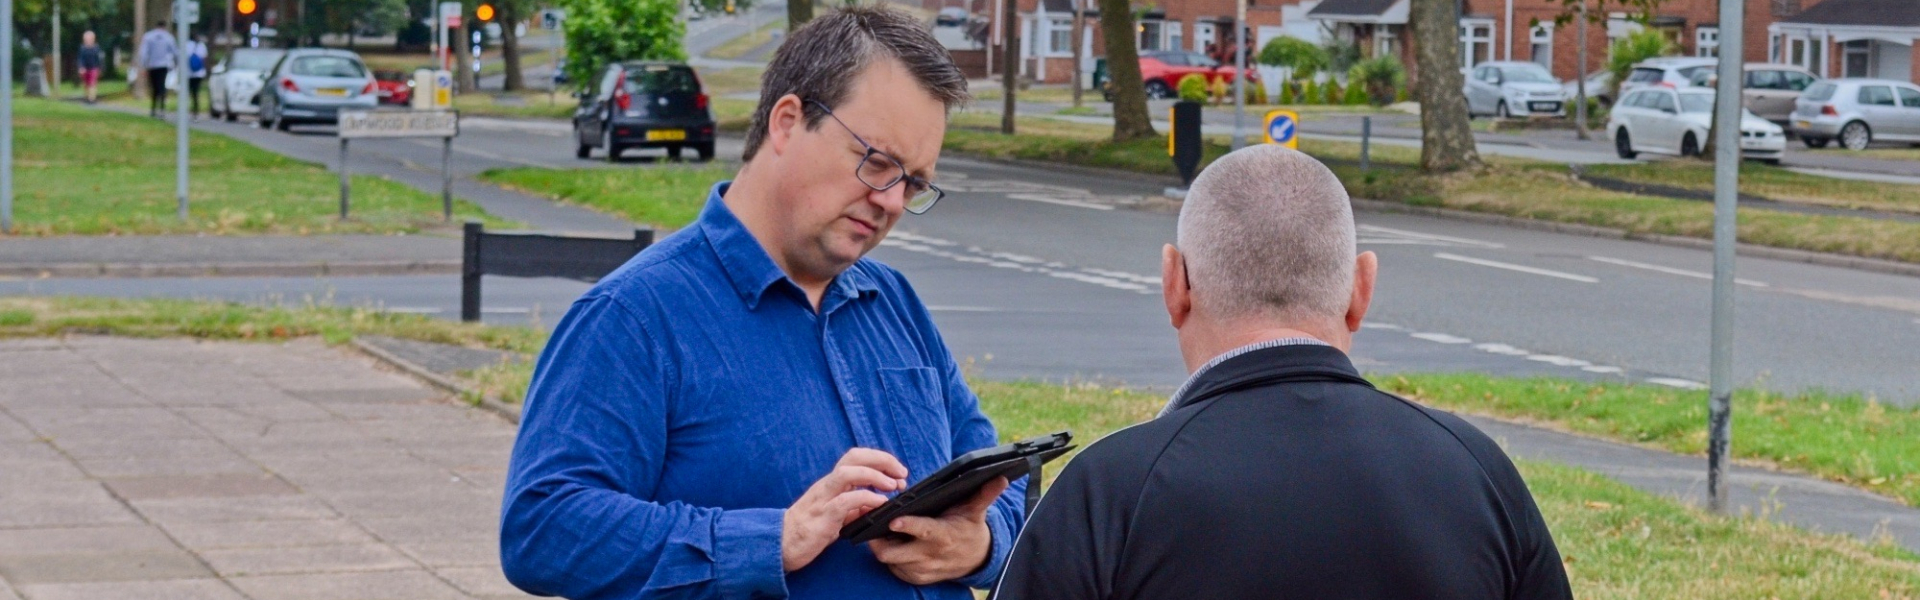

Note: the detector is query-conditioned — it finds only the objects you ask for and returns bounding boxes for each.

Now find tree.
[498,0,532,91]
[789,0,813,31]
[559,0,685,85]
[1605,28,1674,100]
[1544,0,1669,139]
[1408,0,1480,172]
[1255,36,1328,83]
[1349,55,1405,107]
[1098,0,1154,141]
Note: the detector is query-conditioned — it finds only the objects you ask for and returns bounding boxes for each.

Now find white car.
[1609,86,1785,164]
[1618,56,1717,97]
[1563,70,1614,107]
[1464,61,1567,118]
[209,48,286,121]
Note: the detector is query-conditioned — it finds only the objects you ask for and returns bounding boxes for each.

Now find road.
[12,104,1920,402]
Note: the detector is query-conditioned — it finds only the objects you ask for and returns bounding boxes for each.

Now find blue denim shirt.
[501,182,1025,600]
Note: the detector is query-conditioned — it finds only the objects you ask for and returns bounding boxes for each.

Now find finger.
[820,464,903,494]
[888,515,941,540]
[870,535,934,565]
[824,489,890,524]
[837,448,910,481]
[944,476,1010,520]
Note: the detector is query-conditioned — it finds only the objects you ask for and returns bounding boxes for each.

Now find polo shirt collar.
[1162,344,1373,415]
[700,181,882,311]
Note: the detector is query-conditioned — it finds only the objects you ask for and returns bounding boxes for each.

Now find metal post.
[1231,3,1247,150]
[442,136,453,221]
[1360,116,1371,172]
[1,0,12,234]
[338,138,350,219]
[51,0,60,96]
[176,3,190,222]
[461,221,483,322]
[1706,0,1744,514]
[1574,0,1589,141]
[999,0,1016,135]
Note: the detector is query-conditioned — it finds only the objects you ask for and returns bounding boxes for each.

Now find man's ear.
[1346,251,1378,333]
[766,94,805,158]
[1162,244,1192,330]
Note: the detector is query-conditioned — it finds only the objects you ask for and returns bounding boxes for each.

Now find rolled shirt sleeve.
[500,295,788,600]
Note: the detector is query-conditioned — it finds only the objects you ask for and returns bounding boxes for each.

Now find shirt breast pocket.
[877,366,952,480]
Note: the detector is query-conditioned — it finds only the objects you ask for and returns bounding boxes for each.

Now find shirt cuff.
[953,494,1018,589]
[714,508,788,600]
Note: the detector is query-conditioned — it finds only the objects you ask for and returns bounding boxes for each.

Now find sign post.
[337,110,460,220]
[1,0,12,233]
[1263,110,1299,149]
[1706,0,1745,514]
[175,0,200,222]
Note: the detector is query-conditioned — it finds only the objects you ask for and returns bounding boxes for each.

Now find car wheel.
[1801,136,1829,149]
[1840,121,1871,151]
[1145,80,1171,100]
[1496,100,1511,119]
[667,145,684,161]
[224,105,238,122]
[696,142,715,162]
[1614,128,1638,159]
[256,98,273,128]
[1680,132,1700,158]
[604,128,620,163]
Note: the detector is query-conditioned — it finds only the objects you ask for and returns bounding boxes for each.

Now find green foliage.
[1244,82,1268,105]
[481,164,735,230]
[1349,55,1407,107]
[1605,29,1675,99]
[1342,78,1368,105]
[1278,81,1296,104]
[1301,80,1320,105]
[560,0,687,86]
[1177,73,1210,103]
[1256,36,1328,81]
[1321,80,1343,104]
[1395,86,1410,103]
[1323,41,1363,74]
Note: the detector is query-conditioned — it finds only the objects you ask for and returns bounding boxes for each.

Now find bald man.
[992,146,1572,600]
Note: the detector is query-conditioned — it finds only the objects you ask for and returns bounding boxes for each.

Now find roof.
[1306,0,1401,17]
[1778,0,1920,27]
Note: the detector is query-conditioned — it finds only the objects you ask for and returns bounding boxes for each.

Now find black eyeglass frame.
[806,99,944,215]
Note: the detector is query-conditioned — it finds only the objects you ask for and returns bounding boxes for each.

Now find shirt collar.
[1159,337,1332,417]
[700,181,882,311]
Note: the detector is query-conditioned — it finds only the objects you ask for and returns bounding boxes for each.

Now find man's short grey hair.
[1177,145,1356,323]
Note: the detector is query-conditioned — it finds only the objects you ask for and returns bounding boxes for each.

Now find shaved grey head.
[1177,145,1356,324]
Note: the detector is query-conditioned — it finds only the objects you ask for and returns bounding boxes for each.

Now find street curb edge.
[350,338,523,425]
[0,260,463,280]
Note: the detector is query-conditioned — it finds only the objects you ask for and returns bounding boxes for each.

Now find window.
[628,66,699,94]
[1188,52,1220,68]
[1678,93,1713,113]
[1048,17,1072,55]
[1899,87,1920,108]
[1844,40,1872,77]
[1168,21,1183,53]
[1625,68,1665,85]
[1695,26,1718,57]
[1803,81,1836,102]
[1501,66,1555,84]
[596,66,621,100]
[1746,70,1784,90]
[1140,20,1164,51]
[1860,85,1897,106]
[1155,52,1187,66]
[1620,91,1648,108]
[1651,91,1677,112]
[1529,24,1553,69]
[1378,24,1403,58]
[1459,19,1494,68]
[1782,71,1814,91]
[290,56,366,78]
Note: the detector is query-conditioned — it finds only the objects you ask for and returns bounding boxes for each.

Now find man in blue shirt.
[501,7,1022,600]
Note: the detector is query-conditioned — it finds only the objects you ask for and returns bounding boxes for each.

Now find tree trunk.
[133,0,146,99]
[456,22,477,92]
[788,0,813,31]
[1099,0,1154,141]
[1408,0,1480,172]
[1070,4,1084,108]
[501,1,524,91]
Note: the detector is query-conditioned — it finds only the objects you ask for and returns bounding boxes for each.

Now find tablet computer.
[840,431,1074,544]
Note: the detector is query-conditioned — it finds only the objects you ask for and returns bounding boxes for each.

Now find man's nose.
[868,182,908,214]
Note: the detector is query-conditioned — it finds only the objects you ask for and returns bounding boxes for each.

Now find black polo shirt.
[993,344,1572,600]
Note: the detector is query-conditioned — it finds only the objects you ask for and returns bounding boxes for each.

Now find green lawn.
[3,97,502,236]
[479,163,734,230]
[705,20,786,60]
[1583,160,1920,215]
[453,90,577,120]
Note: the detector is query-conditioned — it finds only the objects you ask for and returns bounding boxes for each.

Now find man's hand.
[869,476,1009,586]
[783,448,909,573]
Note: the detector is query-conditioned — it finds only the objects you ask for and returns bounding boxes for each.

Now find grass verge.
[0,296,543,353]
[478,163,734,230]
[705,20,786,60]
[1582,160,1920,215]
[453,90,578,120]
[8,97,503,236]
[1378,373,1920,507]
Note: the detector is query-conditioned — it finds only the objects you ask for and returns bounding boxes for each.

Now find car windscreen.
[1678,93,1713,113]
[290,56,367,78]
[1626,68,1664,84]
[230,50,282,71]
[1802,82,1836,101]
[625,67,699,94]
[1676,66,1713,82]
[1501,67,1555,83]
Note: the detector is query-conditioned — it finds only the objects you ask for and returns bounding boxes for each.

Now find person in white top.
[187,35,209,119]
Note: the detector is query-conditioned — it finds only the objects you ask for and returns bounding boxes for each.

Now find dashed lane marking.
[1005,194,1115,211]
[1587,256,1768,287]
[1647,377,1709,390]
[1357,225,1504,249]
[1433,252,1599,283]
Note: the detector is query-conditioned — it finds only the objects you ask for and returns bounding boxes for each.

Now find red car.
[1105,50,1261,100]
[372,69,413,106]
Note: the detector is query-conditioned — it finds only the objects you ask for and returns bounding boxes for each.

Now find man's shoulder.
[1056,410,1194,488]
[584,227,713,302]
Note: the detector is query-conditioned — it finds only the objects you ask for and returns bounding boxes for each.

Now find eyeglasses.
[807,100,944,215]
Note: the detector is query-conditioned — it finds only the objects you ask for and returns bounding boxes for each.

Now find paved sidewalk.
[0,235,460,279]
[0,337,530,600]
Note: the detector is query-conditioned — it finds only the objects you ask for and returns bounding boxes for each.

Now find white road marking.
[1359,322,1404,330]
[1527,354,1592,367]
[1646,377,1708,390]
[1582,365,1625,374]
[927,306,999,312]
[1410,332,1473,344]
[1587,256,1768,287]
[1004,193,1115,211]
[1357,225,1504,249]
[481,307,532,314]
[878,232,1159,295]
[1433,252,1599,283]
[381,306,442,314]
[1472,343,1530,356]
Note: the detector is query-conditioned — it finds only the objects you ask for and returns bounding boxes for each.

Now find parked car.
[1619,57,1718,96]
[208,48,286,122]
[574,61,716,162]
[1464,61,1567,118]
[1684,63,1819,125]
[371,69,414,106]
[1609,86,1785,163]
[1562,70,1614,107]
[935,7,969,26]
[1101,51,1259,101]
[256,48,379,131]
[1790,78,1920,150]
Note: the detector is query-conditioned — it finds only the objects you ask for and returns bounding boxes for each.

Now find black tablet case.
[840,431,1074,544]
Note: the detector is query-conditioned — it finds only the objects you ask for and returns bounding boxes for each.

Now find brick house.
[1768,0,1920,82]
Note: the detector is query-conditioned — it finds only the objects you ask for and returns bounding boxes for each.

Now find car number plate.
[1529,102,1559,111]
[646,129,686,141]
[1795,120,1811,129]
[316,88,348,97]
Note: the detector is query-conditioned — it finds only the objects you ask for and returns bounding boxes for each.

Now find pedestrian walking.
[77,31,103,104]
[187,34,209,119]
[137,21,176,117]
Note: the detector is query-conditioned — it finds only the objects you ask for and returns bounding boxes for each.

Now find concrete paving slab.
[436,566,531,598]
[0,495,143,529]
[0,525,179,556]
[200,543,416,577]
[227,570,470,600]
[75,453,263,479]
[157,519,379,551]
[392,541,499,569]
[103,473,300,501]
[0,549,212,585]
[0,577,18,600]
[13,578,247,600]
[130,495,344,524]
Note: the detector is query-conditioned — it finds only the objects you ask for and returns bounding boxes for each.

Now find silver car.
[1464,61,1567,118]
[208,48,285,121]
[1791,78,1920,150]
[256,48,379,132]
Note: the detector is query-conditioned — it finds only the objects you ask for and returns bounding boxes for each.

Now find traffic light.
[476,3,495,21]
[236,0,255,15]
